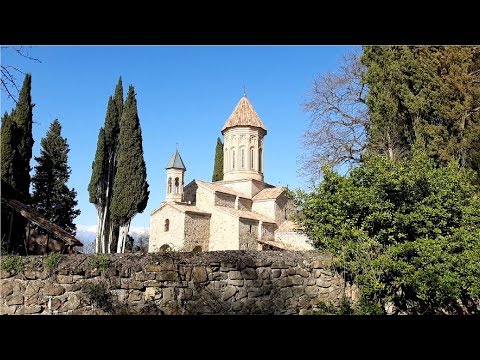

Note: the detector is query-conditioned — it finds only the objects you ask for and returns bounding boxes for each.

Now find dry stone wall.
[0,251,359,315]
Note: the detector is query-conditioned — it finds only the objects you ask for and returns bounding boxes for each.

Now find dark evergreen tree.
[110,85,149,252]
[1,111,17,188]
[32,120,80,234]
[212,137,224,182]
[88,77,123,253]
[13,74,34,198]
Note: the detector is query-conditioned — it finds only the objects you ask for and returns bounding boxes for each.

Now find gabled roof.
[196,180,250,199]
[166,149,186,170]
[1,197,83,246]
[276,220,300,233]
[252,187,285,201]
[215,206,276,224]
[150,202,211,216]
[221,96,267,134]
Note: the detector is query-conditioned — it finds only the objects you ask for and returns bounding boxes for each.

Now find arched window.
[164,219,170,232]
[258,148,262,172]
[168,178,172,193]
[174,177,179,193]
[232,149,236,170]
[225,149,229,171]
[241,148,245,169]
[250,147,254,169]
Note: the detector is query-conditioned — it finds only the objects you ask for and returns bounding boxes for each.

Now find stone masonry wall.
[0,251,359,315]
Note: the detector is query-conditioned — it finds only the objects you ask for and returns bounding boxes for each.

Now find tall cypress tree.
[32,120,80,234]
[110,85,149,253]
[212,137,224,182]
[13,74,34,198]
[88,77,123,253]
[1,111,17,189]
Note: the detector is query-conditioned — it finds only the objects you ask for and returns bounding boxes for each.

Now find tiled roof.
[166,150,186,170]
[169,203,211,216]
[252,187,285,201]
[216,206,276,224]
[221,96,267,133]
[196,180,249,198]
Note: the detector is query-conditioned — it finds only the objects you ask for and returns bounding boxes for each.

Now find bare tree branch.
[299,50,369,178]
[1,46,41,104]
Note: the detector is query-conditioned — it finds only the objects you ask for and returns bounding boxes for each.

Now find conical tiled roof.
[221,96,267,134]
[165,149,186,170]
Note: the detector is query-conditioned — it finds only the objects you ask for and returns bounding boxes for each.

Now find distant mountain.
[75,224,148,253]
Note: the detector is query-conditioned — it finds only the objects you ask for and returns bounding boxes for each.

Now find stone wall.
[184,213,210,251]
[0,251,359,315]
[149,205,185,252]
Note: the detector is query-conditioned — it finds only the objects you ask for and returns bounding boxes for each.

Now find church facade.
[149,95,313,252]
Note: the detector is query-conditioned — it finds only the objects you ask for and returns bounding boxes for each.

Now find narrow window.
[250,148,254,169]
[241,148,245,169]
[164,219,170,232]
[175,177,179,193]
[249,224,252,233]
[232,149,236,170]
[258,148,262,172]
[225,149,229,171]
[285,208,288,220]
[168,178,172,193]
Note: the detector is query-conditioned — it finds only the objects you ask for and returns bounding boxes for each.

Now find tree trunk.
[117,220,131,253]
[95,208,105,253]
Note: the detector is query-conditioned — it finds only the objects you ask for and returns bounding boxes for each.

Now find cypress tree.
[13,74,34,198]
[212,137,224,182]
[88,77,123,253]
[32,120,80,234]
[110,85,149,253]
[1,111,17,189]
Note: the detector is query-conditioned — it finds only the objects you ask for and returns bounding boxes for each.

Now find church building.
[149,94,313,252]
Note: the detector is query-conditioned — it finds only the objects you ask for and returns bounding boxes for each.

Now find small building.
[149,94,313,252]
[1,180,83,254]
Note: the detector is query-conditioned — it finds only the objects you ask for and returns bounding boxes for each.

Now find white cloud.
[75,224,149,238]
[76,224,97,233]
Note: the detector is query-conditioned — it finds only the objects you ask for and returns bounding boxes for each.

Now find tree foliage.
[212,137,224,182]
[1,111,18,188]
[32,120,80,234]
[110,85,149,252]
[293,151,480,314]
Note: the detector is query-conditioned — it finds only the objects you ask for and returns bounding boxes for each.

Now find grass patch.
[1,255,24,272]
[89,254,111,269]
[44,252,63,269]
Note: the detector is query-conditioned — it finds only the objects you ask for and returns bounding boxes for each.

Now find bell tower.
[221,93,267,182]
[165,149,186,202]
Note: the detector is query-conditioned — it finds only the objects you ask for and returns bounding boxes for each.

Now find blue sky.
[1,45,357,231]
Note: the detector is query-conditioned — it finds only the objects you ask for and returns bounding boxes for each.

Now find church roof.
[196,180,250,199]
[166,149,186,170]
[216,206,276,224]
[276,220,300,233]
[221,96,267,134]
[252,187,285,201]
[150,202,210,216]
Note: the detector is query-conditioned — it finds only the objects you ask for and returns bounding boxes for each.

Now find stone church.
[149,94,313,252]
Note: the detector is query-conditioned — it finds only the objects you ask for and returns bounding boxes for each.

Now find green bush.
[1,256,24,272]
[89,254,111,269]
[44,252,63,269]
[294,151,480,314]
[83,282,112,312]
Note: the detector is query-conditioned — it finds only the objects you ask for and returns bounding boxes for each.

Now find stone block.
[235,288,247,300]
[231,301,243,311]
[220,262,236,271]
[278,288,293,300]
[17,305,42,315]
[129,281,145,290]
[109,277,121,289]
[290,275,304,285]
[135,272,146,281]
[271,269,282,278]
[316,279,331,288]
[227,280,244,286]
[241,268,257,280]
[144,287,156,301]
[6,294,24,306]
[247,288,264,299]
[192,267,208,283]
[128,290,143,302]
[144,280,162,287]
[275,277,293,288]
[286,268,296,276]
[50,298,62,311]
[209,272,228,281]
[305,286,319,298]
[228,270,243,280]
[271,261,289,269]
[0,270,12,279]
[292,286,305,297]
[24,270,38,280]
[56,275,73,284]
[305,277,316,286]
[0,282,13,297]
[256,268,270,280]
[156,271,177,281]
[208,280,227,290]
[296,268,310,278]
[244,280,263,287]
[43,284,65,296]
[63,294,81,310]
[222,286,237,301]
